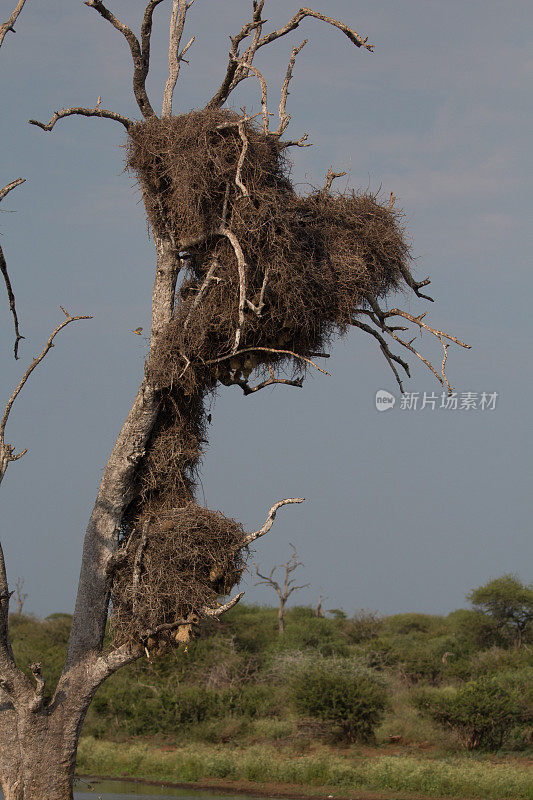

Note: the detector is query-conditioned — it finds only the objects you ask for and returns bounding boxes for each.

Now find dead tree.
[13,578,27,617]
[0,2,470,798]
[255,545,310,633]
[315,592,326,618]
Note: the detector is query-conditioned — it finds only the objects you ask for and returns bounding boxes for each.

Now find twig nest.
[111,503,246,645]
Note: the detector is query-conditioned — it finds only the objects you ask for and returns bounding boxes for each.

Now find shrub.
[290,665,388,742]
[415,676,531,751]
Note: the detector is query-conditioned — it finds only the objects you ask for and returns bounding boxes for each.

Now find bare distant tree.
[13,578,27,617]
[255,544,310,633]
[0,2,469,798]
[315,592,327,618]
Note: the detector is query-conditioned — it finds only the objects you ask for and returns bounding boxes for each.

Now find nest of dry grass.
[127,109,410,389]
[111,503,246,646]
[110,108,413,646]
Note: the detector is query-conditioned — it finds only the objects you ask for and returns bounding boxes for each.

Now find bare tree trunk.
[278,598,285,633]
[0,656,116,799]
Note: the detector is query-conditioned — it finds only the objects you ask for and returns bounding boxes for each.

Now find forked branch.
[0,307,92,485]
[208,5,372,109]
[353,298,470,394]
[84,0,158,118]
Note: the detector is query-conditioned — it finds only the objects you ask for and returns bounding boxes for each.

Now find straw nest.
[110,108,412,647]
[111,503,246,647]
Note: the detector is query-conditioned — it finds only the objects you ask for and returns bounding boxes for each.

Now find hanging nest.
[111,503,246,646]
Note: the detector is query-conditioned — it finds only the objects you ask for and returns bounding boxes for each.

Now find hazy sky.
[0,0,531,618]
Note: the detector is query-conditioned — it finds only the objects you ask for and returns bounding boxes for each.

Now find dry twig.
[0,177,26,358]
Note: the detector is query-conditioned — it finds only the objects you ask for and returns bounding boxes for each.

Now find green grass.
[77,738,533,799]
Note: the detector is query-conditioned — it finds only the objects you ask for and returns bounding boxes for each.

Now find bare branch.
[206,345,331,376]
[203,591,245,618]
[235,120,250,197]
[323,167,347,193]
[29,104,132,132]
[84,0,156,118]
[353,299,470,394]
[243,498,305,547]
[230,370,304,396]
[0,178,26,359]
[351,317,410,393]
[257,8,373,52]
[217,226,247,353]
[231,57,270,132]
[0,0,27,49]
[162,0,195,117]
[0,177,25,204]
[279,133,310,149]
[276,39,307,136]
[141,0,166,76]
[0,308,92,484]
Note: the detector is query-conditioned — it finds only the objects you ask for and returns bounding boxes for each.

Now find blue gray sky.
[0,0,531,618]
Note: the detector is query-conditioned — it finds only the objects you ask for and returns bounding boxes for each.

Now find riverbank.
[77,739,533,800]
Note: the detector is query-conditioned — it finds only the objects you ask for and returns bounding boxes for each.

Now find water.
[3,781,268,800]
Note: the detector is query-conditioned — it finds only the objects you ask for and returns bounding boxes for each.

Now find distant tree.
[254,545,309,633]
[314,592,326,618]
[467,574,533,647]
[14,577,27,616]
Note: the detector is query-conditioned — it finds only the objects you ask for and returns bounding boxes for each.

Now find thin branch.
[230,57,269,132]
[243,498,305,547]
[276,39,307,136]
[84,0,156,118]
[351,317,410,393]
[0,177,25,204]
[235,120,250,197]
[206,346,331,376]
[354,300,470,394]
[29,104,133,132]
[0,177,26,359]
[0,0,27,49]
[0,307,92,484]
[257,8,373,52]
[230,368,304,396]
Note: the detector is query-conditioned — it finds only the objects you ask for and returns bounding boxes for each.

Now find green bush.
[290,665,388,742]
[448,609,504,649]
[415,677,531,751]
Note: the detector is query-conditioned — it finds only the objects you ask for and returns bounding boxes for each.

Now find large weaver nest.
[110,108,412,648]
[111,504,245,646]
